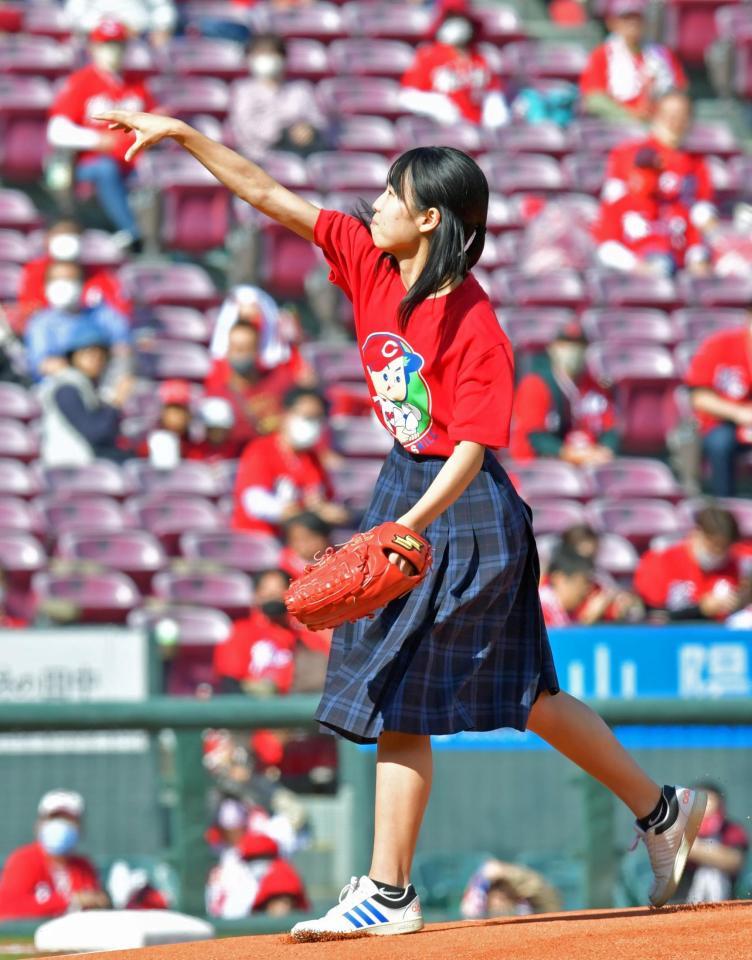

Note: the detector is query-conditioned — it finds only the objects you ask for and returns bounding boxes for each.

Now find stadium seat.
[680,496,752,539]
[335,115,398,155]
[0,496,41,536]
[152,569,253,619]
[119,262,220,309]
[299,342,363,383]
[478,153,566,195]
[148,76,230,120]
[0,188,42,230]
[37,461,135,500]
[663,0,730,66]
[0,459,38,499]
[329,458,385,511]
[489,122,568,157]
[307,151,389,192]
[673,340,699,376]
[0,530,46,577]
[56,530,167,591]
[0,263,22,301]
[486,194,526,234]
[0,35,74,80]
[79,229,126,270]
[0,228,29,263]
[342,2,432,40]
[328,39,414,78]
[499,41,589,81]
[122,40,159,81]
[0,75,52,180]
[33,570,140,625]
[561,154,607,196]
[588,459,684,501]
[285,38,330,82]
[262,151,310,189]
[537,530,639,581]
[497,307,576,351]
[136,340,211,382]
[330,414,394,457]
[474,5,526,44]
[585,498,687,550]
[23,4,71,39]
[567,118,644,155]
[0,419,39,462]
[580,309,681,346]
[588,271,679,309]
[35,495,127,543]
[676,274,752,307]
[494,269,586,308]
[257,221,320,299]
[158,37,246,79]
[268,3,346,40]
[683,121,740,159]
[672,307,748,342]
[510,460,594,501]
[125,495,221,555]
[152,306,212,344]
[179,529,281,573]
[0,382,40,421]
[316,77,405,119]
[395,117,483,155]
[127,461,223,499]
[527,499,587,535]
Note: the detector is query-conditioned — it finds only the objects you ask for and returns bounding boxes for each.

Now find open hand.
[92,111,183,163]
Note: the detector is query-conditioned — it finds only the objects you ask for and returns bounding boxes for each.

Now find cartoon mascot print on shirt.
[362,332,432,450]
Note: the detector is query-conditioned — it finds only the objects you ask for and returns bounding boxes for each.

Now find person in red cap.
[400,0,508,127]
[47,19,157,251]
[140,379,207,465]
[510,322,619,464]
[580,0,686,122]
[0,790,109,920]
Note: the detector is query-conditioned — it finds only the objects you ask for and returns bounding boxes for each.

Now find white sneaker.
[632,785,708,908]
[290,875,424,941]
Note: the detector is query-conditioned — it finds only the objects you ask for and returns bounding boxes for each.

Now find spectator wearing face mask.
[232,388,349,536]
[16,220,132,331]
[47,20,158,250]
[400,0,509,127]
[0,790,110,920]
[228,34,327,162]
[63,0,176,47]
[510,321,619,465]
[25,260,131,382]
[634,506,752,621]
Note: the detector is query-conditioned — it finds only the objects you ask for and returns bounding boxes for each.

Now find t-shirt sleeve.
[50,74,85,123]
[401,46,434,90]
[312,208,381,302]
[448,343,514,448]
[684,337,719,389]
[579,46,606,95]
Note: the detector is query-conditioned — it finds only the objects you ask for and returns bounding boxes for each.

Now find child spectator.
[47,20,157,249]
[194,397,244,463]
[539,548,640,626]
[679,782,749,903]
[580,0,686,122]
[461,859,561,918]
[142,380,237,466]
[278,511,332,580]
[400,0,508,127]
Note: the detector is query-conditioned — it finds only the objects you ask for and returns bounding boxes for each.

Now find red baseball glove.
[283,522,433,631]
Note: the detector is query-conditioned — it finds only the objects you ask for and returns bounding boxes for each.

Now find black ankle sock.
[370,878,415,908]
[637,785,676,831]
[371,879,406,895]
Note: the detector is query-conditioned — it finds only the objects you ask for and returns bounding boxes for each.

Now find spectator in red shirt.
[539,548,641,627]
[278,511,332,580]
[634,507,751,621]
[0,790,109,920]
[685,317,752,497]
[232,387,349,536]
[677,781,749,903]
[47,20,157,250]
[510,321,619,464]
[194,396,245,462]
[400,0,509,127]
[580,0,686,122]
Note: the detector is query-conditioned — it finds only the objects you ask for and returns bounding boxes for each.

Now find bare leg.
[368,732,433,887]
[527,690,661,819]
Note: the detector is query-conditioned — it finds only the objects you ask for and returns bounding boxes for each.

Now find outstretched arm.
[94,111,319,241]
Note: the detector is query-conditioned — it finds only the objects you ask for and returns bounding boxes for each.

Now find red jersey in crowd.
[580,36,686,115]
[0,842,101,920]
[17,257,132,327]
[204,358,299,444]
[214,609,296,692]
[594,192,704,267]
[50,64,156,169]
[684,328,752,438]
[401,42,501,124]
[604,136,713,212]
[633,540,747,616]
[314,210,514,456]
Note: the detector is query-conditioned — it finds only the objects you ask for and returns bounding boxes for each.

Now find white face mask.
[38,818,80,856]
[436,17,474,47]
[46,278,82,312]
[249,53,285,80]
[694,545,728,572]
[48,233,82,262]
[287,414,322,450]
[91,43,125,74]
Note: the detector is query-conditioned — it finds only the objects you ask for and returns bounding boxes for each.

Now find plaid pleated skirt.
[315,442,560,744]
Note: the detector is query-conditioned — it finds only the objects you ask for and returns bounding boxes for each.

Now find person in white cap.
[0,790,109,919]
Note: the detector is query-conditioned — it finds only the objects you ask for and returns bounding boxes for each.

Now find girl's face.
[369,357,408,401]
[370,180,438,256]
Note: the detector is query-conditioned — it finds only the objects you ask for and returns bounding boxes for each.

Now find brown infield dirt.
[45,901,752,960]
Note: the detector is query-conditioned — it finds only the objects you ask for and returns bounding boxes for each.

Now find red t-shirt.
[684,328,752,435]
[605,136,713,209]
[49,65,156,169]
[594,194,703,265]
[401,42,500,124]
[204,358,299,444]
[314,209,514,456]
[633,540,746,616]
[213,609,297,692]
[232,432,333,535]
[17,256,132,328]
[0,842,101,920]
[580,39,686,114]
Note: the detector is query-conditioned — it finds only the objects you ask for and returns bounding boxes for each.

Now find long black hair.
[359,146,489,330]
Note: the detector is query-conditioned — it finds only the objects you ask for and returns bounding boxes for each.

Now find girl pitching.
[97,109,707,938]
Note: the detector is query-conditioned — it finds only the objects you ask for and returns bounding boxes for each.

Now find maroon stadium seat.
[474,5,526,44]
[495,269,586,308]
[486,194,526,234]
[585,497,687,550]
[136,340,211,381]
[299,342,363,383]
[0,75,52,180]
[268,3,346,41]
[285,38,330,82]
[673,340,699,376]
[588,271,679,309]
[0,228,29,263]
[148,76,230,120]
[498,307,576,351]
[335,115,398,155]
[683,121,740,159]
[499,41,589,81]
[568,118,644,155]
[479,153,566,195]
[37,461,135,500]
[33,570,140,624]
[330,414,394,457]
[342,2,432,40]
[56,530,167,590]
[127,460,222,499]
[510,459,594,501]
[35,495,126,543]
[257,221,320,299]
[0,188,42,231]
[0,263,21,301]
[262,151,310,189]
[489,122,568,157]
[307,151,389,193]
[329,458,384,511]
[588,459,683,501]
[677,274,752,307]
[158,37,246,79]
[152,306,212,344]
[180,529,281,573]
[0,35,74,80]
[125,494,221,554]
[672,307,748,342]
[0,530,46,576]
[23,4,71,39]
[0,496,41,535]
[0,420,39,462]
[535,530,639,580]
[0,383,40,421]
[527,499,587,535]
[663,0,729,66]
[561,154,607,196]
[395,117,483,155]
[328,39,414,77]
[77,229,126,270]
[119,262,220,309]
[0,459,38,499]
[581,309,681,346]
[317,77,404,119]
[153,568,253,619]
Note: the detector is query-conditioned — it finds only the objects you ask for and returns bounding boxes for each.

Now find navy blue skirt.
[315,442,560,744]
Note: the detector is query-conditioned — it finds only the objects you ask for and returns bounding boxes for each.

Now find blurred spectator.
[685,315,752,497]
[560,523,600,562]
[63,0,177,47]
[461,859,561,918]
[539,548,641,626]
[39,320,133,467]
[232,387,348,535]
[510,321,618,465]
[678,782,749,903]
[594,143,710,276]
[278,511,332,579]
[16,220,132,332]
[0,790,109,920]
[602,92,716,236]
[400,0,509,127]
[47,20,158,250]
[229,34,327,162]
[580,0,686,122]
[25,260,131,382]
[634,506,751,621]
[0,570,27,628]
[194,396,245,462]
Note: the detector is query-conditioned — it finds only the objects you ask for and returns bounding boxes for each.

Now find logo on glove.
[392,533,425,552]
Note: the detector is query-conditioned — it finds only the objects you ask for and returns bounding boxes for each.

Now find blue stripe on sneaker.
[361,900,389,924]
[344,911,363,929]
[352,905,375,926]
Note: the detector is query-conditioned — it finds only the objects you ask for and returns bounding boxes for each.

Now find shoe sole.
[649,790,708,908]
[291,918,424,941]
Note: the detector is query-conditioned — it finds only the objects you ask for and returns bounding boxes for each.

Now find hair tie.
[463,228,477,253]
